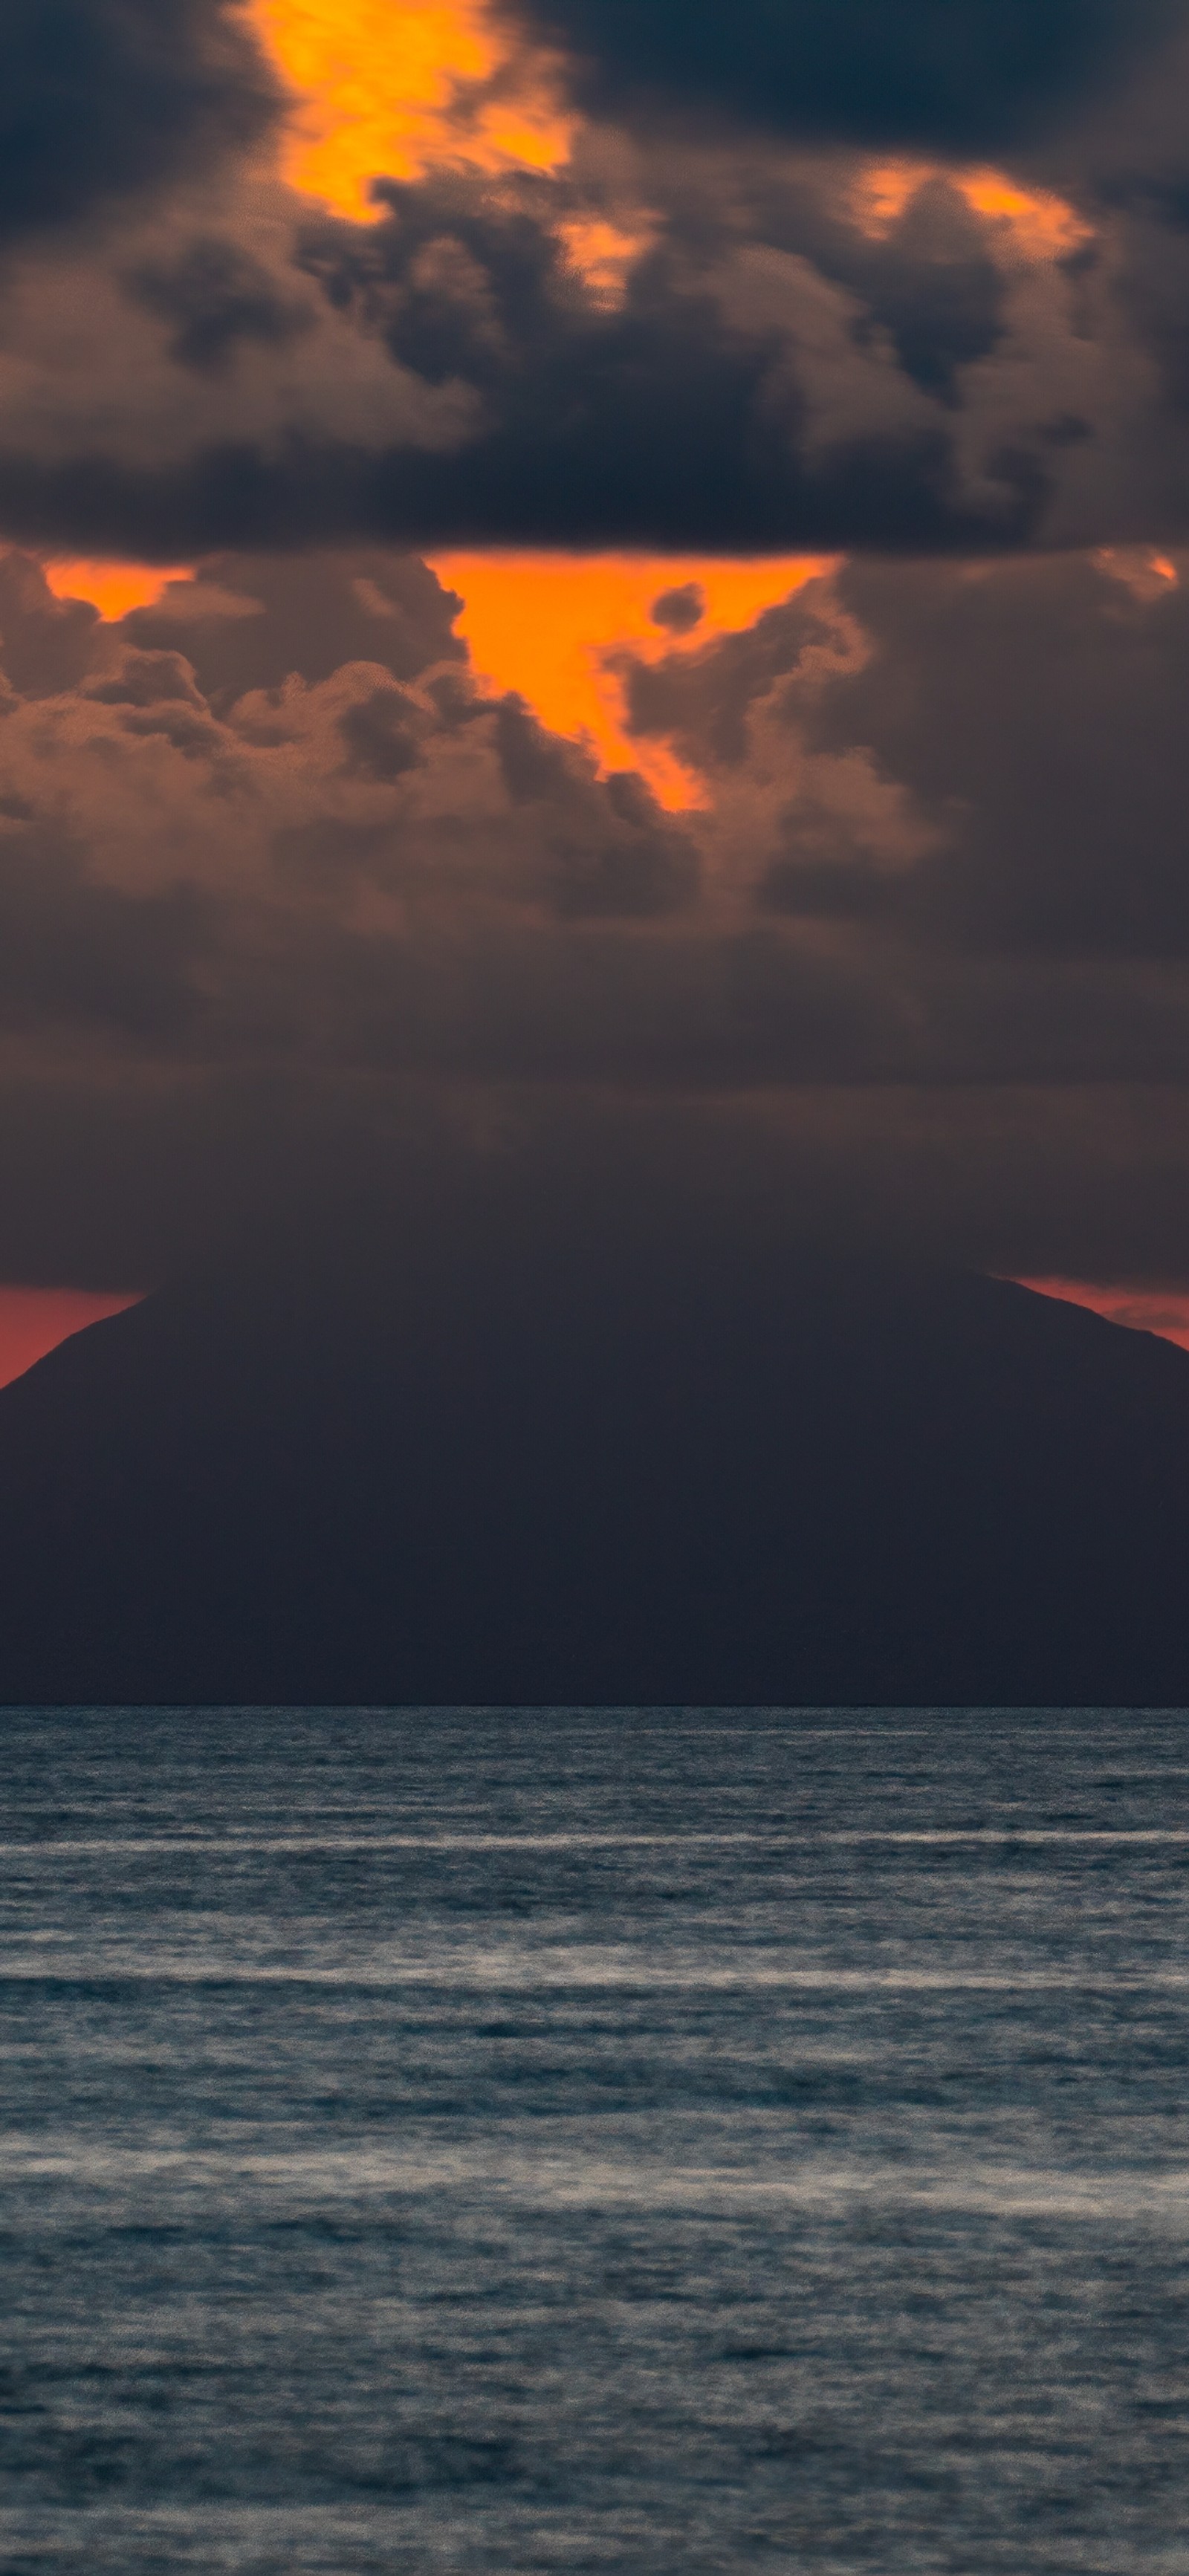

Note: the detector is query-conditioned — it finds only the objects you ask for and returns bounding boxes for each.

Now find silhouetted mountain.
[1,1202,1187,1704]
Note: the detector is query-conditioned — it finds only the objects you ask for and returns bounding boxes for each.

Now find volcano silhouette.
[1,1195,1186,1706]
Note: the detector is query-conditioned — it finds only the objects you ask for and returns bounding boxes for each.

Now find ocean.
[1,1706,1186,2574]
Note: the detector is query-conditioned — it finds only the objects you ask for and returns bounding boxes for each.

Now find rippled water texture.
[1,1707,1187,2572]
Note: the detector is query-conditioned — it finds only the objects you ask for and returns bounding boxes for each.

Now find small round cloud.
[650,582,706,636]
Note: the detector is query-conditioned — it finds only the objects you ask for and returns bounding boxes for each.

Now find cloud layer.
[0,540,1188,1288]
[0,0,276,242]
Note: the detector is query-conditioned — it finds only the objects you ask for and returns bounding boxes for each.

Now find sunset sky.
[5,0,1189,1382]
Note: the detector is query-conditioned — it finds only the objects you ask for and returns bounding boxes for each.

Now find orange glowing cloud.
[1017,1278,1189,1355]
[43,561,194,620]
[0,1288,143,1394]
[251,0,571,218]
[555,214,654,305]
[427,551,831,807]
[1094,547,1180,603]
[852,160,1091,262]
[959,169,1090,259]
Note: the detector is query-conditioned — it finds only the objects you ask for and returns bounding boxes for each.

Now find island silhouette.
[0,1167,1185,1707]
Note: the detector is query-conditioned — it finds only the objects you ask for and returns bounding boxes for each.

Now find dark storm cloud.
[294,175,1026,550]
[0,76,1185,560]
[0,400,1025,562]
[0,0,276,242]
[820,178,1005,403]
[0,165,1076,559]
[497,0,1180,153]
[126,238,311,375]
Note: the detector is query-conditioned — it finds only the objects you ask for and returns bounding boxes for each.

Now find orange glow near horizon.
[0,1288,143,1394]
[1017,1277,1189,1354]
[42,561,194,620]
[251,0,571,217]
[427,551,831,805]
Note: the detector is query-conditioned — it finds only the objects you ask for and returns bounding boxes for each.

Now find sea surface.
[1,1706,1187,2575]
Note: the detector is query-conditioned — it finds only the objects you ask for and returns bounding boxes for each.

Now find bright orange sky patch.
[959,169,1090,259]
[0,1288,143,1393]
[43,561,193,620]
[252,0,570,216]
[39,550,829,805]
[1017,1278,1189,1354]
[427,551,830,805]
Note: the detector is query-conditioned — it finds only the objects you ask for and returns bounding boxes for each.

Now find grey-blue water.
[1,1707,1187,2575]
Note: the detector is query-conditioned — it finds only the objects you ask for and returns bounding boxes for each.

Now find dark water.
[1,1708,1187,2575]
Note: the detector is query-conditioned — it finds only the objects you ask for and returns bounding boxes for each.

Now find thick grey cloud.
[498,0,1181,155]
[0,125,1173,559]
[126,236,312,376]
[281,169,1038,551]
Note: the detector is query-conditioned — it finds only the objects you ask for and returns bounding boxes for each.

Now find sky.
[4,0,1189,1381]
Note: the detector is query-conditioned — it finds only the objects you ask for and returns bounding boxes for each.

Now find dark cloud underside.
[499,0,1179,149]
[0,0,276,241]
[0,544,1187,1287]
[0,164,1130,558]
[0,11,1185,557]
